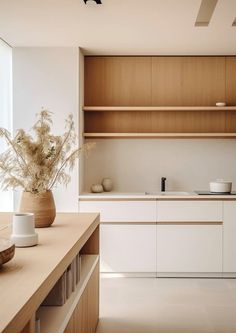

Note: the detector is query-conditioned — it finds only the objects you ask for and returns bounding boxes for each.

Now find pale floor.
[96,277,236,333]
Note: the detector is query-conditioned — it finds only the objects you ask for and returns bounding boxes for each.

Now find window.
[0,38,13,211]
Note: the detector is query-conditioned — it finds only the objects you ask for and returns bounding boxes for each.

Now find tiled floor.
[96,277,236,333]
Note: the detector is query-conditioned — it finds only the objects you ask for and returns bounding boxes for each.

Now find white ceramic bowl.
[210,180,232,193]
[216,102,226,107]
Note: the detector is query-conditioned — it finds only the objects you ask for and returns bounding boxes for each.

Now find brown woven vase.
[19,190,56,228]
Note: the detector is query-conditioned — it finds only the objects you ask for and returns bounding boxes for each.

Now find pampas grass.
[0,109,94,194]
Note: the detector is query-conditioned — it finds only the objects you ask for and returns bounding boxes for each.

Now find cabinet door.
[226,56,236,106]
[182,56,225,106]
[157,201,222,222]
[84,56,152,106]
[79,201,156,223]
[100,225,156,272]
[156,224,222,273]
[223,202,236,272]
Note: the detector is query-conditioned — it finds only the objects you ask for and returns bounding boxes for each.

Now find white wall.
[84,139,236,192]
[13,47,79,211]
[0,39,13,211]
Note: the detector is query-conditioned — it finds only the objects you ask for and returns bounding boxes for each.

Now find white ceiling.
[0,0,235,54]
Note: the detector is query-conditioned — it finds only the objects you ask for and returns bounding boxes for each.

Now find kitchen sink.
[145,191,190,196]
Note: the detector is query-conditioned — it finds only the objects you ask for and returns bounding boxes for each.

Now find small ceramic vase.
[102,178,113,192]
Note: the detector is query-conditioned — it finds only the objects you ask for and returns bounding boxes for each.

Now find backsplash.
[83,139,236,193]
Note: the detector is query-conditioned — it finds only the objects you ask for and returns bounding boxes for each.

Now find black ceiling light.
[83,0,102,4]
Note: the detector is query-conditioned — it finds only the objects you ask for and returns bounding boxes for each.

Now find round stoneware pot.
[19,190,56,228]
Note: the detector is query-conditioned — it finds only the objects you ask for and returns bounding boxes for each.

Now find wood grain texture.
[38,255,99,333]
[83,132,236,139]
[84,110,227,133]
[226,56,236,106]
[152,57,183,106]
[21,315,35,333]
[0,213,99,333]
[84,56,236,137]
[64,263,99,333]
[182,57,225,106]
[19,190,56,228]
[83,106,236,112]
[80,226,99,255]
[0,238,15,265]
[85,56,152,106]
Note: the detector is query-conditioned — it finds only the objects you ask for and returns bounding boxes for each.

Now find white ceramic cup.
[11,213,38,247]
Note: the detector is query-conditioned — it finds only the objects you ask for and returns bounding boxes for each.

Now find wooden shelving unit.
[38,255,99,333]
[0,213,100,333]
[83,56,236,139]
[83,106,236,112]
[83,107,236,139]
[84,133,236,139]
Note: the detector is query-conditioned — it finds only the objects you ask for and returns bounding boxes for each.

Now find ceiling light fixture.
[195,0,218,27]
[83,0,102,4]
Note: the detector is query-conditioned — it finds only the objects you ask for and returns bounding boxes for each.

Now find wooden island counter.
[0,212,100,333]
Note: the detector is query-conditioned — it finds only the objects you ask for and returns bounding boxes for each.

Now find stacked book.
[42,253,82,306]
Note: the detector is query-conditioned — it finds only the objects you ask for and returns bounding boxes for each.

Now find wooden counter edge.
[2,214,100,333]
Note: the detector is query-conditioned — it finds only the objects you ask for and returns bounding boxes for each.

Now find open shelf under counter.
[38,254,99,333]
[83,133,236,139]
[83,106,236,112]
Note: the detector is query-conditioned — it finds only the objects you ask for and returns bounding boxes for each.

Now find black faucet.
[161,177,166,192]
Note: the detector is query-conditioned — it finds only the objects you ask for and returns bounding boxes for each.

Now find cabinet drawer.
[157,201,222,222]
[157,224,222,273]
[79,201,156,222]
[100,225,156,272]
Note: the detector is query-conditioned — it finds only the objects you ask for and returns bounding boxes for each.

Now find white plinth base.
[11,233,38,247]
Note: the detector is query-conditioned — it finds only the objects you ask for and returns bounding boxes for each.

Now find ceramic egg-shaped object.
[102,178,113,192]
[91,184,103,193]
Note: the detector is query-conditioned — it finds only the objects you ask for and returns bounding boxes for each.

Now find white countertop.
[79,191,236,200]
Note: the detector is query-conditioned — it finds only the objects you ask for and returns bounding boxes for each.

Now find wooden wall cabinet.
[83,56,236,139]
[85,56,152,106]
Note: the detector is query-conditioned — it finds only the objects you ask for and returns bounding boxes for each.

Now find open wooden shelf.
[83,106,236,112]
[84,133,236,139]
[38,254,99,333]
[83,56,236,139]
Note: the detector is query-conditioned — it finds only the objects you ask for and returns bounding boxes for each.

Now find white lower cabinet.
[100,224,156,273]
[157,201,223,222]
[223,202,236,272]
[79,201,156,222]
[79,199,227,275]
[156,224,223,273]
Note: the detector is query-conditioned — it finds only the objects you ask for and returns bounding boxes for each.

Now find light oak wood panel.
[21,315,35,333]
[84,110,226,133]
[84,133,236,139]
[87,263,99,333]
[152,57,183,106]
[80,225,99,255]
[38,255,99,333]
[64,314,74,333]
[226,57,236,106]
[182,57,225,106]
[84,56,152,106]
[225,111,236,132]
[0,213,99,333]
[64,263,99,333]
[83,106,236,112]
[73,289,86,333]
